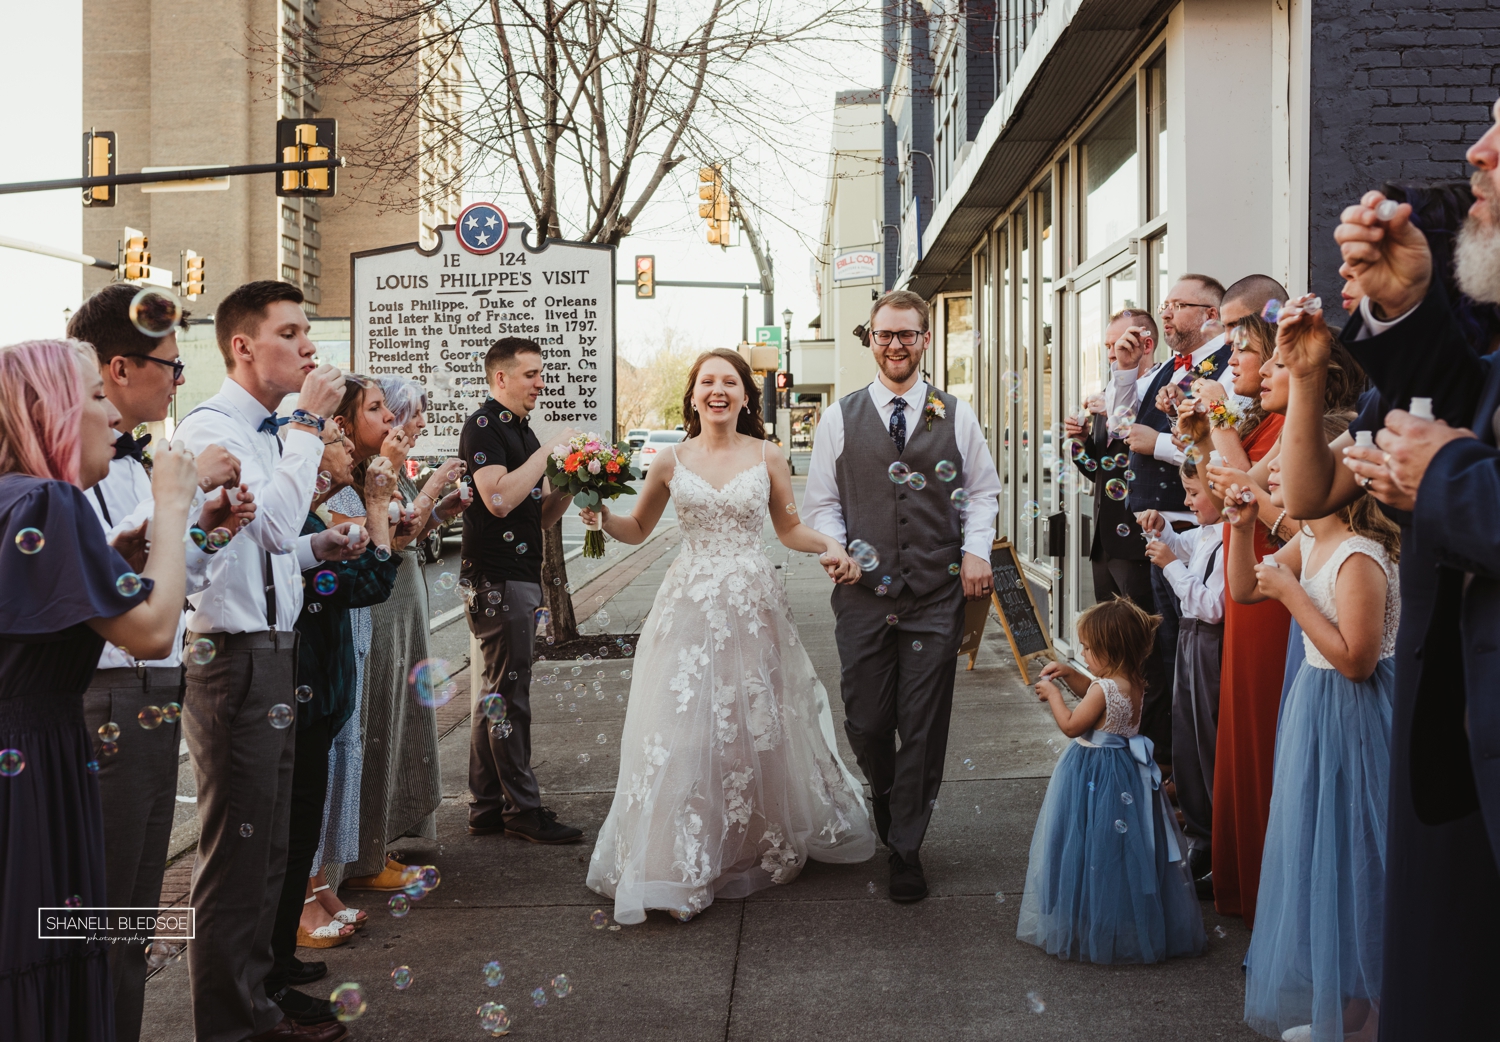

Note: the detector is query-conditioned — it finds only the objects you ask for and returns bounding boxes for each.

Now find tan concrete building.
[81,0,461,318]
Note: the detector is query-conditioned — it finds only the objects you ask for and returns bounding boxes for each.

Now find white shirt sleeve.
[951,398,1000,559]
[1357,295,1421,339]
[801,401,846,545]
[1153,431,1186,466]
[173,420,321,556]
[1105,366,1141,418]
[1161,529,1226,623]
[296,533,320,572]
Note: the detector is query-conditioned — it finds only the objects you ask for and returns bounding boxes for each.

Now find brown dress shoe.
[342,856,415,891]
[248,1017,348,1041]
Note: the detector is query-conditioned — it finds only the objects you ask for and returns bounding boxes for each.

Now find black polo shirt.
[459,397,544,585]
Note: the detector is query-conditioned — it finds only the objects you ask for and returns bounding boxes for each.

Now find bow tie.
[1172,354,1197,373]
[258,415,290,436]
[113,430,151,463]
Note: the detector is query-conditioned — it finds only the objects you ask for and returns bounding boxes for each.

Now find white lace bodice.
[1297,533,1400,670]
[668,454,770,560]
[1096,677,1139,737]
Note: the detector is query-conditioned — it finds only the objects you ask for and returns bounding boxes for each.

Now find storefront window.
[1039,183,1056,523]
[997,225,1012,541]
[1148,54,1168,220]
[945,295,974,402]
[1017,205,1033,559]
[1080,85,1138,260]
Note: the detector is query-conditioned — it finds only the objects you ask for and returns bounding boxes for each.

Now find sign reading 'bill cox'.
[350,202,617,459]
[832,249,881,282]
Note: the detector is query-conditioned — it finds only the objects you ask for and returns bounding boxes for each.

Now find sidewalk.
[142,487,1260,1041]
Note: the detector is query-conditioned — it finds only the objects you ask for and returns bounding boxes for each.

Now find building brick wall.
[1307,0,1499,305]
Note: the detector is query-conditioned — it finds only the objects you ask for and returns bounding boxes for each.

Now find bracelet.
[1267,509,1288,548]
[289,408,326,432]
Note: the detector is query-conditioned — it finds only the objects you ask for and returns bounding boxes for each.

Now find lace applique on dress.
[1096,678,1139,737]
[1297,533,1400,670]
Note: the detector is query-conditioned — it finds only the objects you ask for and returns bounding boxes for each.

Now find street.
[144,471,1258,1041]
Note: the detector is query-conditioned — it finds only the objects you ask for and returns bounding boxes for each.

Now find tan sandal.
[296,896,354,949]
[313,883,366,929]
[342,856,416,892]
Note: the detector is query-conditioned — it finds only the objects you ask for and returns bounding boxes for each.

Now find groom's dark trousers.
[832,578,965,862]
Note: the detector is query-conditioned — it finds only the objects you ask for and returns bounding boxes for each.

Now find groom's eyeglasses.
[870,329,924,346]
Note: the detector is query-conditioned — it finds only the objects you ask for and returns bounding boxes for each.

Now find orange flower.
[563,452,582,473]
[605,461,620,473]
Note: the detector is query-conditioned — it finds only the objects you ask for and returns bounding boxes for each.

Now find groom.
[804,289,1001,901]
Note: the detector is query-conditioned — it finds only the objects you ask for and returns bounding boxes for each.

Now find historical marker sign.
[350,212,616,459]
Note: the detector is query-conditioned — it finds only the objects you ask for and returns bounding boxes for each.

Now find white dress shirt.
[85,446,213,668]
[171,378,322,634]
[1151,334,1235,466]
[1157,522,1225,624]
[803,379,1001,561]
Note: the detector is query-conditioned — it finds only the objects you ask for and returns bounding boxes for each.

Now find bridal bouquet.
[545,432,638,557]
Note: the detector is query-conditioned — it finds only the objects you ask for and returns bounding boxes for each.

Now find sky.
[0,2,880,359]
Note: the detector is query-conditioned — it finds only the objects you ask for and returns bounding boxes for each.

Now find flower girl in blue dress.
[1018,597,1206,964]
[1224,476,1399,1042]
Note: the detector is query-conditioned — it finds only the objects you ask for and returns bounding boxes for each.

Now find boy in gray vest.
[803,289,1002,901]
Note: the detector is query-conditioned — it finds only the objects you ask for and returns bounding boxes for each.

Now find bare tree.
[300,0,865,643]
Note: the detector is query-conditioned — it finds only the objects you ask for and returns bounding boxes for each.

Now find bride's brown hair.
[681,348,766,440]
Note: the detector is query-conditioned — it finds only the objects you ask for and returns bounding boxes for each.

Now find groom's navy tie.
[889,397,908,454]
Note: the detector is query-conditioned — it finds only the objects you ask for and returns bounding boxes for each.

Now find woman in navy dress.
[0,339,198,1040]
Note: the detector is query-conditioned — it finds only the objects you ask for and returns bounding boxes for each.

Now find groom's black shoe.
[506,807,583,844]
[871,793,892,847]
[888,852,928,903]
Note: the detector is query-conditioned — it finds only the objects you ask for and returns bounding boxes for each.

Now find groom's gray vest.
[835,386,964,600]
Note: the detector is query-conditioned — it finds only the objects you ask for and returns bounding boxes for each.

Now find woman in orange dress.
[1196,315,1367,925]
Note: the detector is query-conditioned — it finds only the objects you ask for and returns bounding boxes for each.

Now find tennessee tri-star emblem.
[455,202,509,255]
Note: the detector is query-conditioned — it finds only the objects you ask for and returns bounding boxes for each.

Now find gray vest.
[835,385,964,599]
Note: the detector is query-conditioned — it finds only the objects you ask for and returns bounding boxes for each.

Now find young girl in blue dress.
[1224,474,1399,1042]
[1018,596,1206,964]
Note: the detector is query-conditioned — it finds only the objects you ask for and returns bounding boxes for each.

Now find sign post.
[350,206,616,458]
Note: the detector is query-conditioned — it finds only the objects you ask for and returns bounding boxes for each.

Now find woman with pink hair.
[0,340,198,1038]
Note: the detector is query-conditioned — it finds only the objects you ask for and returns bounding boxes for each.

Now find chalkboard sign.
[989,539,1055,683]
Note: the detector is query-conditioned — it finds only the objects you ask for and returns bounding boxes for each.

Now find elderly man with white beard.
[1324,96,1500,1040]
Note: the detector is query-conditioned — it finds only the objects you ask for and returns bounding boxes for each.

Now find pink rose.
[587,459,602,475]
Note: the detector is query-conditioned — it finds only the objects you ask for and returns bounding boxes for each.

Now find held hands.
[364,457,397,506]
[1375,408,1475,498]
[1276,295,1334,378]
[1334,191,1432,320]
[818,543,861,585]
[312,520,369,562]
[150,445,200,513]
[194,444,240,491]
[296,364,345,420]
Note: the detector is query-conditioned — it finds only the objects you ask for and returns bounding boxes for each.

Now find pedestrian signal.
[276,119,338,197]
[634,255,655,299]
[698,165,732,247]
[82,129,116,208]
[776,372,794,390]
[122,228,150,281]
[183,250,205,299]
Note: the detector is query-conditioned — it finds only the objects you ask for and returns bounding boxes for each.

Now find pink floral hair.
[0,339,93,484]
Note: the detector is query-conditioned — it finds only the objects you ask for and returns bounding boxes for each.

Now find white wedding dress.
[587,445,877,923]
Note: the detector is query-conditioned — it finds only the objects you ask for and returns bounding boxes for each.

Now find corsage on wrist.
[1207,398,1241,430]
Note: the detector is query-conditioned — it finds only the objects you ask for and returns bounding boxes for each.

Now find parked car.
[626,428,650,450]
[637,428,687,472]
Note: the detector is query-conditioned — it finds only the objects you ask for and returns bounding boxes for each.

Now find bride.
[581,348,877,923]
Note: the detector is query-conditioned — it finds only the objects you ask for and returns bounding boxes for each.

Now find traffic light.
[634,255,655,299]
[122,227,150,281]
[698,165,732,247]
[276,119,338,197]
[775,371,794,390]
[82,129,116,208]
[182,250,205,299]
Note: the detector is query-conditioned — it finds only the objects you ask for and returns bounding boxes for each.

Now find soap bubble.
[502,530,515,543]
[99,721,121,742]
[161,702,181,723]
[116,572,144,597]
[551,974,572,998]
[145,940,177,969]
[483,959,504,986]
[995,891,1006,903]
[1003,371,1022,397]
[1230,324,1251,350]
[499,410,513,423]
[906,473,927,490]
[138,706,163,729]
[267,704,293,729]
[330,982,366,1022]
[516,543,528,554]
[188,638,217,665]
[885,614,898,626]
[409,659,457,707]
[1120,790,1134,805]
[373,545,391,562]
[912,640,923,651]
[314,471,332,494]
[474,452,487,465]
[434,572,456,592]
[1116,523,1131,537]
[1022,500,1041,520]
[595,610,610,626]
[1113,819,1129,833]
[875,584,889,595]
[388,894,409,917]
[295,685,313,703]
[530,986,547,1008]
[128,287,182,336]
[1104,479,1128,501]
[1100,456,1116,471]
[477,1001,511,1035]
[314,570,338,595]
[887,462,911,484]
[1113,453,1129,468]
[1261,298,1282,323]
[0,749,24,777]
[476,415,489,427]
[239,822,254,838]
[577,753,591,764]
[207,527,232,549]
[1026,991,1046,1014]
[934,459,957,481]
[1200,318,1225,339]
[1375,198,1400,221]
[963,758,974,771]
[620,669,632,679]
[530,488,542,500]
[596,734,607,745]
[1124,469,1136,480]
[101,740,118,756]
[591,909,608,928]
[948,562,960,575]
[491,719,513,739]
[1214,924,1228,939]
[85,759,99,773]
[391,966,412,990]
[848,539,879,571]
[480,694,506,722]
[1083,458,1098,471]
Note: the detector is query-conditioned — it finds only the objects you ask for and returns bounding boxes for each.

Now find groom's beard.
[1456,172,1500,305]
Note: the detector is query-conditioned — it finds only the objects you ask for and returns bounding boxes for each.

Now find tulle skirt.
[1244,658,1393,1041]
[1018,739,1205,964]
[586,550,877,924]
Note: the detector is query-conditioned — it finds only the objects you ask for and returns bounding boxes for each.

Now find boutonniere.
[923,393,946,431]
[1196,358,1215,377]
